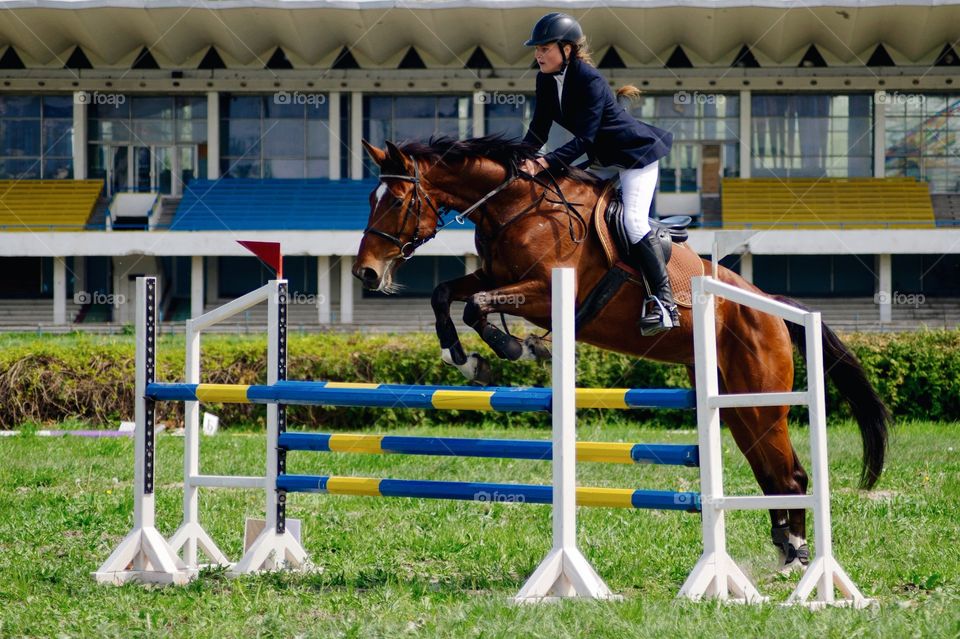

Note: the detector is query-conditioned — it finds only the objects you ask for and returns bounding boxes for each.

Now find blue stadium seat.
[170,178,381,231]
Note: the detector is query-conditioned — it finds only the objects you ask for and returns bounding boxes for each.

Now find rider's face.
[534,42,571,74]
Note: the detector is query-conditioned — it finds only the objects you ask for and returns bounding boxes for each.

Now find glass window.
[88,98,129,119]
[221,119,261,157]
[132,120,175,144]
[42,95,73,119]
[362,95,474,176]
[131,97,174,119]
[627,93,740,193]
[175,95,207,120]
[306,121,329,154]
[42,119,73,157]
[884,93,960,192]
[0,95,73,178]
[219,93,331,179]
[1,119,41,156]
[0,95,40,117]
[751,94,873,179]
[484,95,535,139]
[221,95,260,119]
[263,119,305,157]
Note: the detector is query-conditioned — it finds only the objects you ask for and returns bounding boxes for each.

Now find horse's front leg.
[462,280,553,374]
[431,272,493,382]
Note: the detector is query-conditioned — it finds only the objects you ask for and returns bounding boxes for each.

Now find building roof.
[0,1,957,70]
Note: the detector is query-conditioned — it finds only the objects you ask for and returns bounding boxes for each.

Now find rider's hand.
[520,157,549,175]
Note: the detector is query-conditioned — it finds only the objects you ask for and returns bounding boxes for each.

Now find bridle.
[364,160,450,260]
[364,159,518,260]
[364,156,588,260]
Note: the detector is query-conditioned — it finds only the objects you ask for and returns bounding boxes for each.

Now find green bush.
[0,329,957,430]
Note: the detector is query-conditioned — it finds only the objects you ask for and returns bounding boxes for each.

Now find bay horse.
[353,134,889,571]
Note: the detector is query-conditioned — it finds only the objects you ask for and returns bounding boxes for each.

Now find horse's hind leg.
[720,405,810,571]
[711,322,812,570]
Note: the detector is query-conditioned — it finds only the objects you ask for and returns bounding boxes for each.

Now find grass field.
[0,418,958,638]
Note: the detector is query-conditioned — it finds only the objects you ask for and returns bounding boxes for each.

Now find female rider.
[519,13,679,334]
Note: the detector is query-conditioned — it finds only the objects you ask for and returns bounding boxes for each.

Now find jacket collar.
[553,57,578,112]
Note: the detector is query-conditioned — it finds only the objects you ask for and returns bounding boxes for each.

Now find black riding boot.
[628,230,681,336]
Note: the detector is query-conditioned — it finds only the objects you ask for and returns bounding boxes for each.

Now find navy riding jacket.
[523,57,673,172]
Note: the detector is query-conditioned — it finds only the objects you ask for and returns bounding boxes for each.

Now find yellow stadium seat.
[720,177,935,229]
[0,180,103,232]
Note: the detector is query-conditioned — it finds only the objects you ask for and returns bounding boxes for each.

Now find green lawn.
[0,419,957,638]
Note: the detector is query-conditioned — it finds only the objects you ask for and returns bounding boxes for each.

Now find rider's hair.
[567,36,594,66]
[563,37,641,103]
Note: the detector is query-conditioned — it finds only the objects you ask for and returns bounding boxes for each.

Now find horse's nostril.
[359,267,379,286]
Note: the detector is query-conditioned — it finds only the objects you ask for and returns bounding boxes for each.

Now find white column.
[878,253,892,323]
[207,91,220,180]
[350,92,363,179]
[873,92,886,178]
[317,255,331,324]
[328,92,341,180]
[72,93,88,179]
[739,252,753,284]
[739,90,751,179]
[53,257,67,324]
[472,95,485,137]
[205,256,219,305]
[191,255,204,319]
[339,256,354,323]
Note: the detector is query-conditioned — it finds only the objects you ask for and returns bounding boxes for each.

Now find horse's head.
[353,139,447,293]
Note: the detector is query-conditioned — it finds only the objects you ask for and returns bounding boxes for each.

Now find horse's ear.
[361,139,387,166]
[384,140,409,167]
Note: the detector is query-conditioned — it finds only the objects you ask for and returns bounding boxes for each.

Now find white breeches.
[589,160,659,243]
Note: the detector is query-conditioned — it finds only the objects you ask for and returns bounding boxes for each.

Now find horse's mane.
[395,134,602,185]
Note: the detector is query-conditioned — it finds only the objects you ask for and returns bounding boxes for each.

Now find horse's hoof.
[521,335,552,363]
[778,557,807,575]
[470,353,494,386]
[777,543,810,575]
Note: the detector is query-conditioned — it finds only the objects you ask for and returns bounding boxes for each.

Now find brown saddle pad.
[592,181,704,308]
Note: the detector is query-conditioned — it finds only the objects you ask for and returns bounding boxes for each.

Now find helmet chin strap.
[552,42,570,75]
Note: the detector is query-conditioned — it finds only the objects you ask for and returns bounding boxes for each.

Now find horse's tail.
[773,295,890,489]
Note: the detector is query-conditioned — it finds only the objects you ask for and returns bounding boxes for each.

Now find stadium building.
[0,0,958,332]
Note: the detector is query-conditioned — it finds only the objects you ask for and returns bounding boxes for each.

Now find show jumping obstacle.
[95,267,872,607]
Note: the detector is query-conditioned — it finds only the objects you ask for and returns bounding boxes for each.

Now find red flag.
[237,240,283,279]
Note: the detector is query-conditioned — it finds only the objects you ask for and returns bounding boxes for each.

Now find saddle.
[574,180,706,332]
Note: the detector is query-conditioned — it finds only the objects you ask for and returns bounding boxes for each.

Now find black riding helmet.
[524,13,583,73]
[523,12,583,46]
